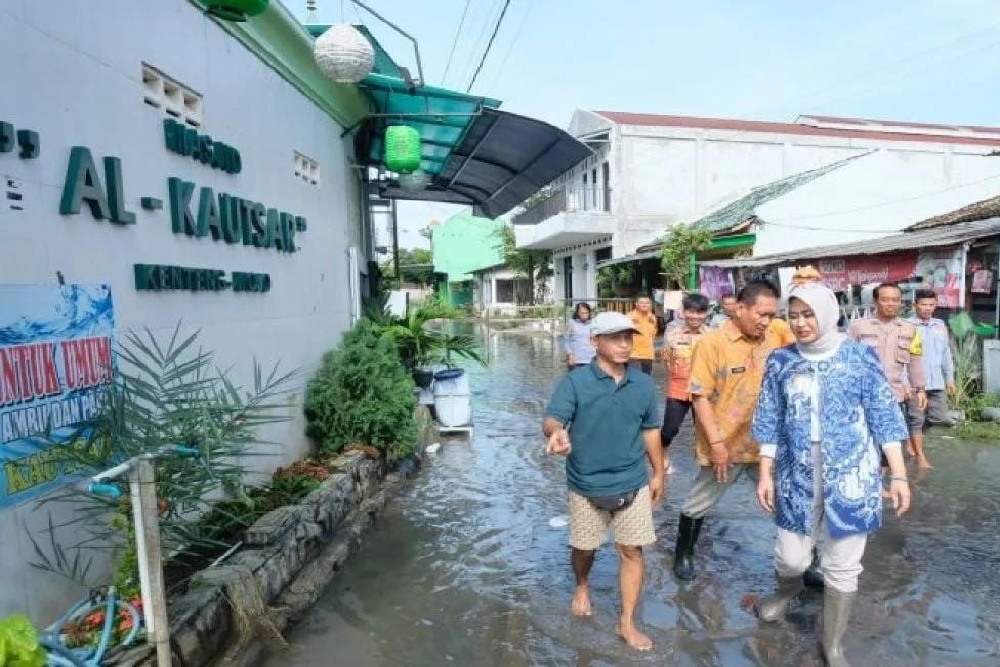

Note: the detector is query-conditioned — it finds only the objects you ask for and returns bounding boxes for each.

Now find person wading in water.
[752,282,911,667]
[543,311,666,651]
[671,279,821,587]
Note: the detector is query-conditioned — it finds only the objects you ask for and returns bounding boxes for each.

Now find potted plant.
[373,296,486,387]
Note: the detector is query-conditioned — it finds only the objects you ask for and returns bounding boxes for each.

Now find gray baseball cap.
[590,311,641,336]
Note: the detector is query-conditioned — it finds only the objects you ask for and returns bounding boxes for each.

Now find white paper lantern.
[398,171,430,192]
[314,24,375,83]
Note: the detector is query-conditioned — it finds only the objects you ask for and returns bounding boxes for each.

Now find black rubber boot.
[672,514,703,581]
[803,545,825,590]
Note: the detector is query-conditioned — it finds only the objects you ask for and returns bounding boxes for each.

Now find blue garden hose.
[86,483,122,500]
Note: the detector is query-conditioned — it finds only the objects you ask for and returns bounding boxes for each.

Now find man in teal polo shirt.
[543,311,666,652]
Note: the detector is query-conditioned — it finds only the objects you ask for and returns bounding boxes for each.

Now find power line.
[441,0,474,87]
[488,0,535,90]
[466,0,512,93]
[713,22,1000,147]
[761,221,903,233]
[457,0,503,91]
[804,32,1000,113]
[764,170,1000,224]
[768,20,1000,118]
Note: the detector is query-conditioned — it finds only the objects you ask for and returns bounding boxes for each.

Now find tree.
[494,223,552,305]
[659,225,713,290]
[380,247,435,287]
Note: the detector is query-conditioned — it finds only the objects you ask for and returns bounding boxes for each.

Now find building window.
[294,151,321,185]
[495,278,532,304]
[142,64,203,127]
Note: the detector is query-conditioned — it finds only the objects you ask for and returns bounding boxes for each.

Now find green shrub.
[0,614,46,667]
[959,390,1000,422]
[304,321,418,460]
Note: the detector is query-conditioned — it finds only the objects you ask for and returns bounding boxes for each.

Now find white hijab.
[788,282,845,355]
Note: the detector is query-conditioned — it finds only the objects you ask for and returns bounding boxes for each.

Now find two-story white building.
[514,110,1000,301]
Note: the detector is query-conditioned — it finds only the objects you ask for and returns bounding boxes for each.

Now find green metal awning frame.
[306,22,590,218]
[307,23,501,177]
[355,73,502,177]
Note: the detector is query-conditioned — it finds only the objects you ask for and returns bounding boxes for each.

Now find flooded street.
[264,327,1000,667]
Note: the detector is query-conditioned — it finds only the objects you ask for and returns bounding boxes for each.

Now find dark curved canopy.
[375,108,592,218]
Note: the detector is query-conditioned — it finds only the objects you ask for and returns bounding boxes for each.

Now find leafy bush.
[0,615,46,667]
[958,391,1000,422]
[304,321,418,461]
[660,225,712,289]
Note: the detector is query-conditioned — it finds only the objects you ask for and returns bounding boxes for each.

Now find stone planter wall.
[112,406,438,667]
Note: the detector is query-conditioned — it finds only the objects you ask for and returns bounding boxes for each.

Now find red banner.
[813,252,918,292]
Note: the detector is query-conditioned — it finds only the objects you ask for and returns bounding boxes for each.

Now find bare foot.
[571,586,592,617]
[917,458,933,469]
[616,620,653,651]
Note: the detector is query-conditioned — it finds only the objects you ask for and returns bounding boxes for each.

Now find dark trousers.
[661,397,691,448]
[631,359,653,375]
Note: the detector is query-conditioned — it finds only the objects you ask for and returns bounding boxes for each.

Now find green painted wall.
[431,211,505,282]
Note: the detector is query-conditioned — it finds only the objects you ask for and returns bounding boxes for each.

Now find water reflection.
[264,326,1000,666]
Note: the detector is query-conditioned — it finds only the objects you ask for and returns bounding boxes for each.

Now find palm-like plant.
[28,325,296,592]
[378,297,486,370]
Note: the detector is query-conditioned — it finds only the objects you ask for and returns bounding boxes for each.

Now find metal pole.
[350,0,425,85]
[391,199,401,280]
[131,458,172,667]
[484,303,491,364]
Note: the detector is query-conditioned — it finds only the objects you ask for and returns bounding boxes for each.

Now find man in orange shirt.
[768,316,796,347]
[628,295,659,374]
[661,293,711,462]
[673,280,785,581]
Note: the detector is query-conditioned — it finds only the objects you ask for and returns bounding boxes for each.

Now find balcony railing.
[512,186,611,225]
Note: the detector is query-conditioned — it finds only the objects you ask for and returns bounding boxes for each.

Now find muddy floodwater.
[264,327,1000,666]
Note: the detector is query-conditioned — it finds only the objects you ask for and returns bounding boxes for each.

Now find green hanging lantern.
[384,125,421,174]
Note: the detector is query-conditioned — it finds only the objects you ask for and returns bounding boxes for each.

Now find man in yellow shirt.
[628,295,659,374]
[673,280,784,581]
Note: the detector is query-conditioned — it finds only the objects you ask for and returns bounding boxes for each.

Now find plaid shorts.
[568,485,656,550]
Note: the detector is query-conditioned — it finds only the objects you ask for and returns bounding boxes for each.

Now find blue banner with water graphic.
[0,284,115,509]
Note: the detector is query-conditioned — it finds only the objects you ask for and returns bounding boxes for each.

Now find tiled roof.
[592,111,1000,147]
[802,114,1000,135]
[687,153,867,233]
[905,194,1000,231]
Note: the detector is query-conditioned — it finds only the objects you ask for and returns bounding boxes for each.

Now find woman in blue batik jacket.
[751,282,911,667]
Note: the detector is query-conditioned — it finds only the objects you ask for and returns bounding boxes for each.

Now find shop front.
[698,219,1000,326]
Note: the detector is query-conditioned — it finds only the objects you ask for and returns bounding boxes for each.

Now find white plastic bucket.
[433,368,471,427]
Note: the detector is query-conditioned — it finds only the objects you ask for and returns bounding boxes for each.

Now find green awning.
[356,73,501,177]
[306,23,500,176]
[307,23,590,217]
